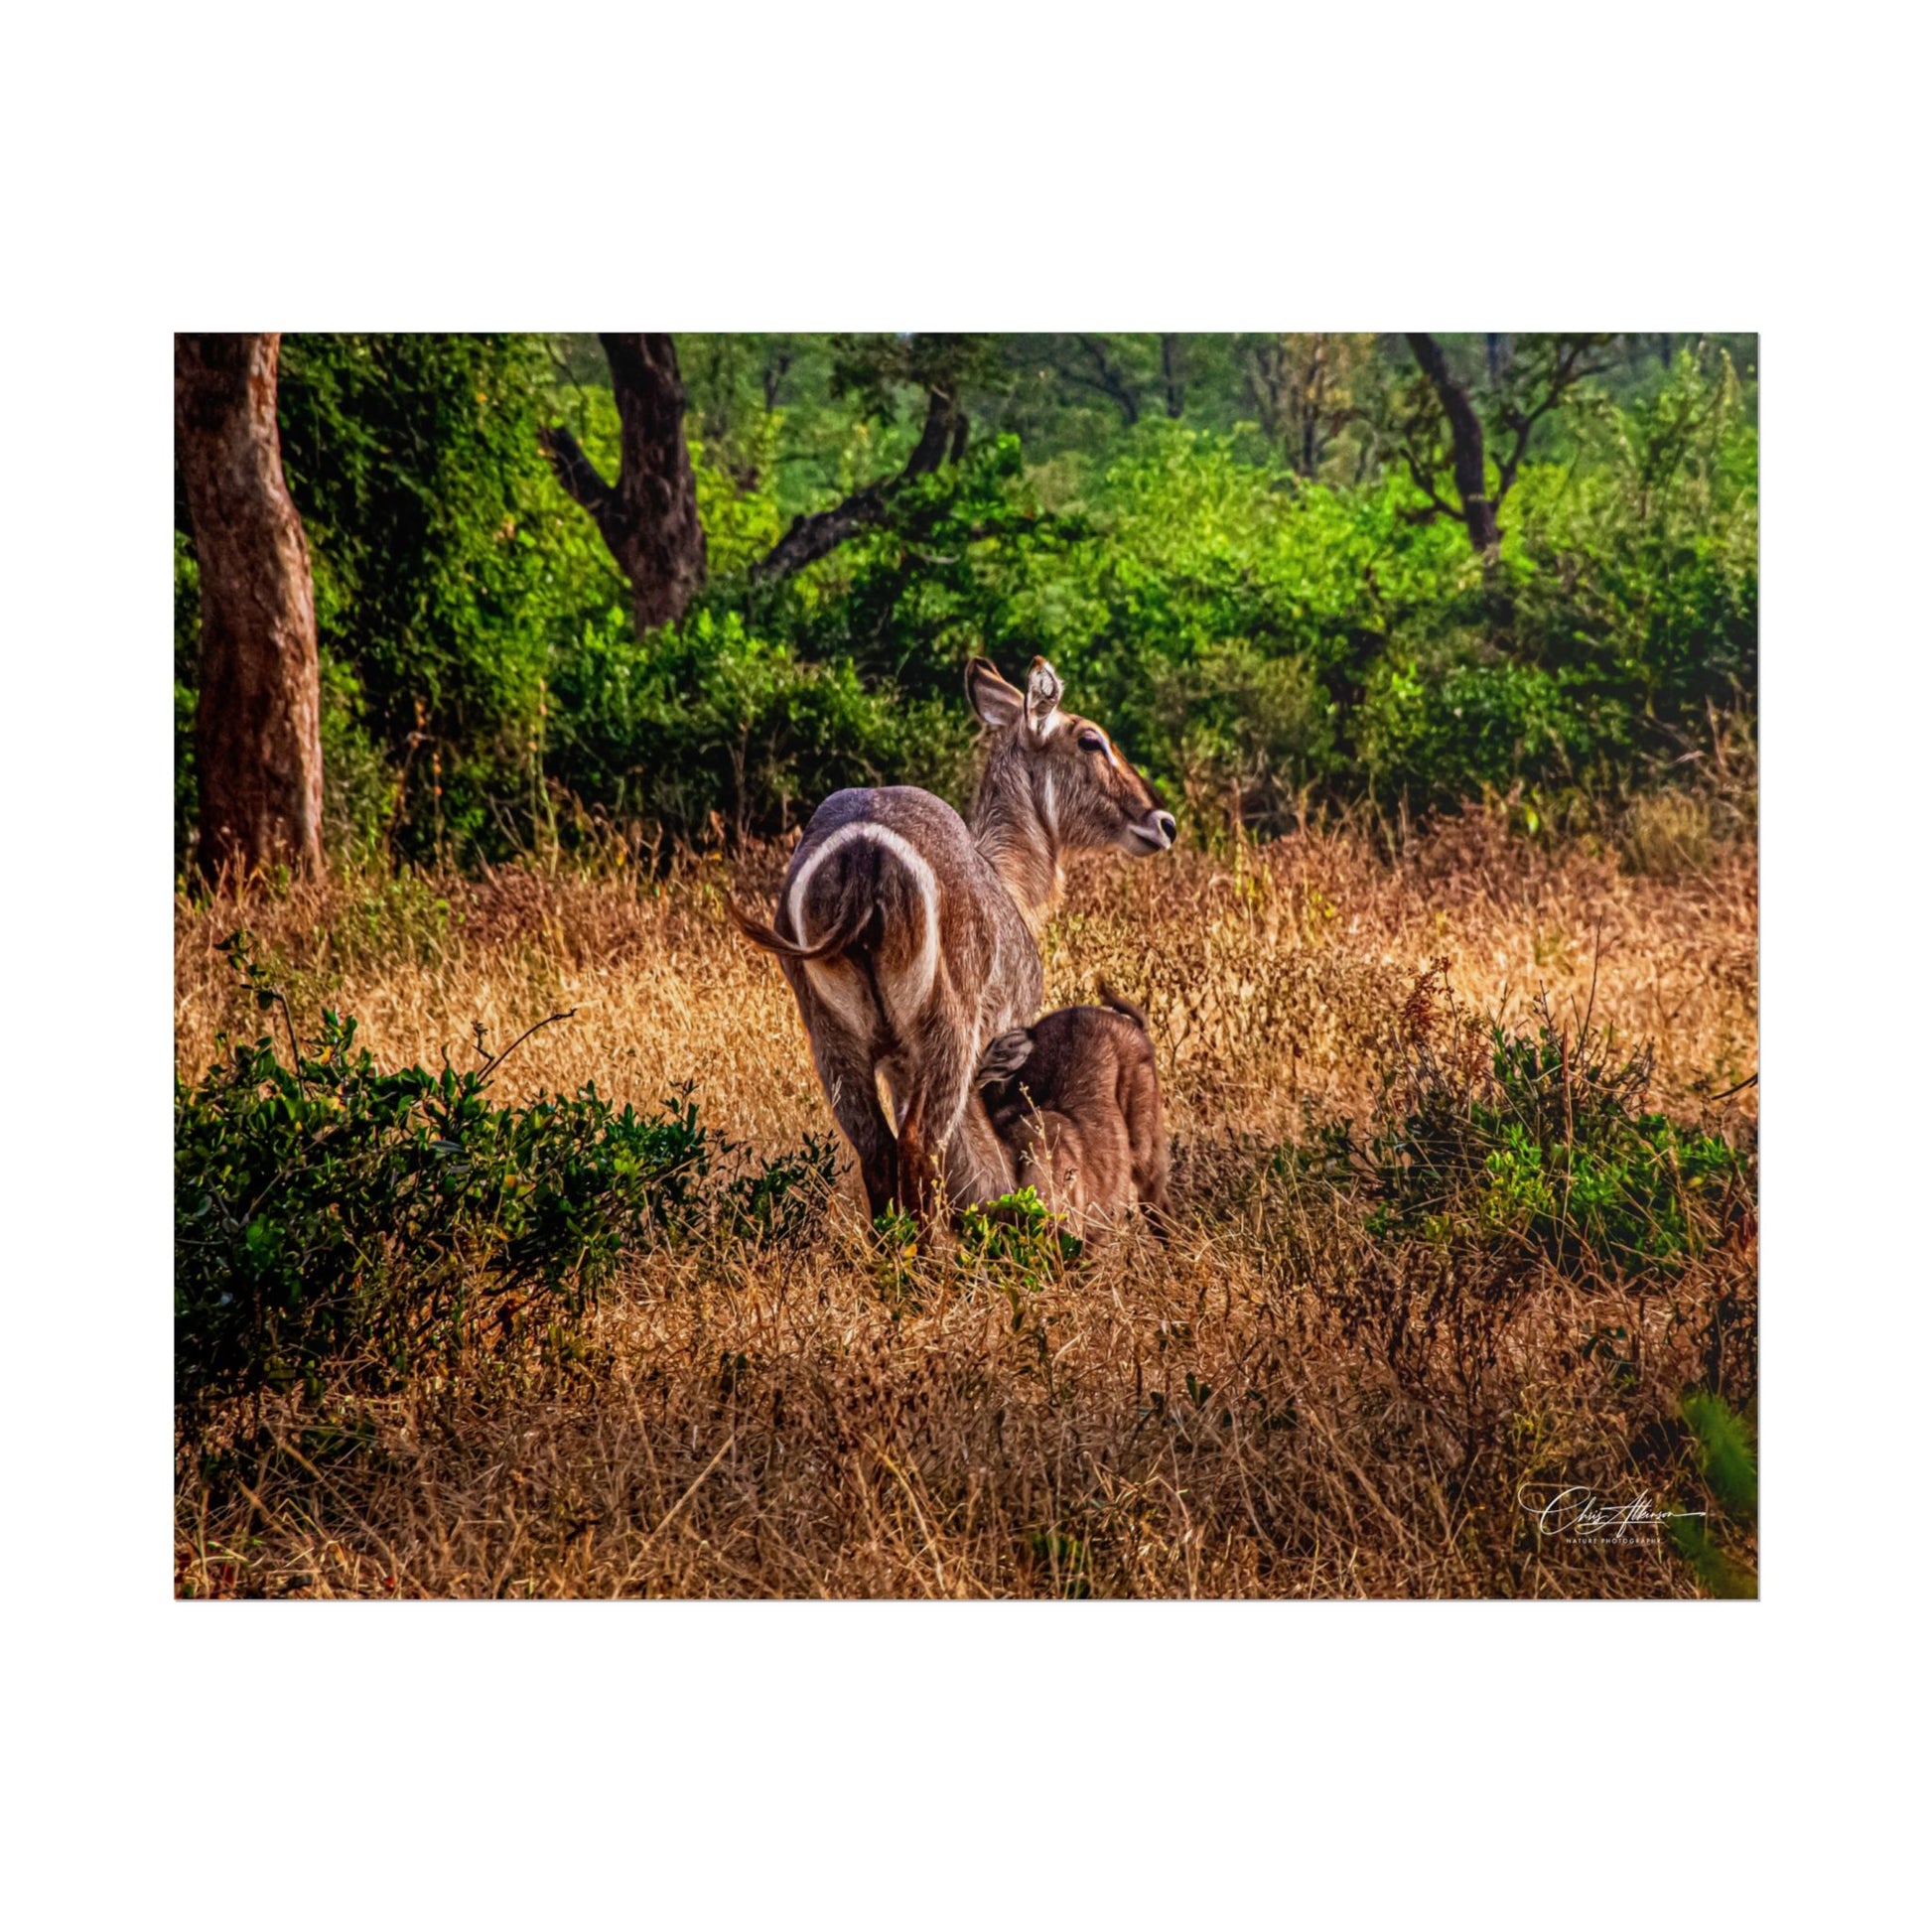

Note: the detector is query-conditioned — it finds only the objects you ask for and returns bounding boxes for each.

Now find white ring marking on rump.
[788,820,942,1038]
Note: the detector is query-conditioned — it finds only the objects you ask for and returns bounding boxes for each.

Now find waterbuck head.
[966,655,1174,919]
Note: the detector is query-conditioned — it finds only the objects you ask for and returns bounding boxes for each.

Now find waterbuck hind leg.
[895,1021,978,1236]
[793,985,898,1221]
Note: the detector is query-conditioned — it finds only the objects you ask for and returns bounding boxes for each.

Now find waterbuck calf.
[975,992,1170,1236]
[730,656,1174,1228]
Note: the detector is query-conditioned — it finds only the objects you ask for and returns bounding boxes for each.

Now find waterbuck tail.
[725,895,869,962]
[1098,984,1150,1032]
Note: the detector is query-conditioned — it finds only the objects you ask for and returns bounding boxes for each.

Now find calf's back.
[978,997,1169,1232]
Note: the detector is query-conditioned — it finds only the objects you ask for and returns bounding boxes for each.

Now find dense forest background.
[173,333,1757,876]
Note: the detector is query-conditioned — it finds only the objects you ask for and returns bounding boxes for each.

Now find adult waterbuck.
[729,656,1175,1228]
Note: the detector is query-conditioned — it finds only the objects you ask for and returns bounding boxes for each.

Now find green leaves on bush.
[723,1135,840,1246]
[1681,1390,1758,1523]
[959,1186,1083,1285]
[1335,968,1749,1279]
[1671,1390,1758,1598]
[176,937,832,1408]
[176,339,1754,873]
[548,608,971,846]
[274,333,625,863]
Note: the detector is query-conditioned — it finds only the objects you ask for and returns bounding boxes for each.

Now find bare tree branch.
[1071,335,1142,427]
[1400,445,1466,524]
[1493,339,1613,502]
[1160,335,1185,419]
[537,424,615,522]
[752,385,962,586]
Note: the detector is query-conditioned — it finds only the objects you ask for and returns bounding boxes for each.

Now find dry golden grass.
[175,808,1757,1598]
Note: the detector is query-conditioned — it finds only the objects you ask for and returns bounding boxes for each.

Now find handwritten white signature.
[1518,1485,1706,1541]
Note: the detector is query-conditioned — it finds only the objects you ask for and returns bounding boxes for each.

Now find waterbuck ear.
[1025,657,1063,738]
[976,1030,1035,1086]
[966,657,1025,731]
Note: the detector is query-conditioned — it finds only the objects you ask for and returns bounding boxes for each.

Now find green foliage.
[723,1134,839,1246]
[1154,638,1337,827]
[175,335,1756,867]
[275,332,623,861]
[176,936,832,1409]
[548,607,970,843]
[868,1207,924,1311]
[959,1187,1083,1296]
[1682,1390,1758,1522]
[1671,1390,1758,1597]
[690,420,783,578]
[317,652,400,861]
[1669,1516,1755,1599]
[750,353,1753,833]
[1336,973,1749,1279]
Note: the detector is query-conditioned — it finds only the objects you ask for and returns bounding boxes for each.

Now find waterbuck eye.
[1077,731,1106,755]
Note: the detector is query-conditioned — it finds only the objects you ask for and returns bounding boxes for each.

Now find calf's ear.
[967,657,1025,730]
[976,1030,1035,1085]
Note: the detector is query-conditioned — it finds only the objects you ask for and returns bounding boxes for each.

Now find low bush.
[547,607,970,847]
[175,937,827,1411]
[1323,962,1750,1280]
[958,1187,1082,1291]
[722,1135,841,1246]
[1670,1389,1758,1597]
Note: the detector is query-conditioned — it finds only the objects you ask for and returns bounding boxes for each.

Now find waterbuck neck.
[969,749,1062,930]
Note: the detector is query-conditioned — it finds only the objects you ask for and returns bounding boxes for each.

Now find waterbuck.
[729,656,1174,1227]
[975,991,1171,1236]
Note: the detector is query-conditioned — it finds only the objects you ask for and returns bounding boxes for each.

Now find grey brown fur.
[730,657,1173,1228]
[976,993,1171,1235]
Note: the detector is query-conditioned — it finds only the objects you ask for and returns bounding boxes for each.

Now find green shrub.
[1357,654,1611,810]
[1670,1390,1758,1597]
[1151,637,1337,833]
[723,1134,840,1246]
[177,1009,711,1409]
[176,937,830,1410]
[959,1186,1082,1282]
[957,1187,1083,1336]
[275,332,624,862]
[758,390,1753,834]
[1331,968,1749,1279]
[548,607,970,844]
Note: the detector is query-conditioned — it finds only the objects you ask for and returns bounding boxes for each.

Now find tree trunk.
[1406,332,1500,556]
[175,333,325,886]
[541,332,707,629]
[1160,334,1185,419]
[1073,335,1140,427]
